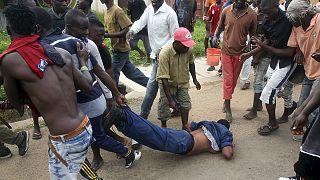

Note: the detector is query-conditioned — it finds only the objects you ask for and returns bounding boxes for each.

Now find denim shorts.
[48,125,92,180]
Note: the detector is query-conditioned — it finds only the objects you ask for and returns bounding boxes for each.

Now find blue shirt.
[190,121,233,149]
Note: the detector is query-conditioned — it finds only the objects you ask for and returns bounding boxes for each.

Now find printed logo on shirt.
[38,59,49,72]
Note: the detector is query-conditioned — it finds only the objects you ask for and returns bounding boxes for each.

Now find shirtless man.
[105,106,234,159]
[0,5,94,179]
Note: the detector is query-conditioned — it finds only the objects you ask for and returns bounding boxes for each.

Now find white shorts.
[260,61,296,105]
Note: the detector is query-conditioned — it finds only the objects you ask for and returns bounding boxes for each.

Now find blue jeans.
[140,59,159,118]
[117,106,194,154]
[48,125,92,180]
[298,76,320,125]
[112,51,149,87]
[89,115,128,156]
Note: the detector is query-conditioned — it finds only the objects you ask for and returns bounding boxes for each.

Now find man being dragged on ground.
[105,106,233,159]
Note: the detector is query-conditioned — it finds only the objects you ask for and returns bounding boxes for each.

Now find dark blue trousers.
[116,106,194,154]
[89,115,127,156]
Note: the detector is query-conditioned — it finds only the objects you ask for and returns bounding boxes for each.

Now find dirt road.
[0,80,302,180]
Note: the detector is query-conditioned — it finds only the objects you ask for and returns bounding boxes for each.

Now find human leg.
[259,63,296,135]
[121,51,149,87]
[239,57,252,90]
[157,86,172,128]
[244,57,271,120]
[31,109,42,140]
[89,115,140,168]
[90,115,128,156]
[111,106,194,154]
[0,125,29,156]
[221,53,234,122]
[176,88,191,130]
[140,60,159,119]
[277,80,297,123]
[48,126,92,180]
[112,52,127,85]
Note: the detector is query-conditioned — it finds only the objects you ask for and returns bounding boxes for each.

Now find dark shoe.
[207,66,216,71]
[131,139,142,150]
[104,106,127,129]
[0,147,12,159]
[124,150,141,168]
[17,130,29,156]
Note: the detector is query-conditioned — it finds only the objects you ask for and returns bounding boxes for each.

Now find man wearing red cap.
[156,27,201,130]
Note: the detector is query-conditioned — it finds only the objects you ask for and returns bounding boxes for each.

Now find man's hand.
[193,80,201,90]
[294,49,304,65]
[239,52,251,62]
[251,36,264,48]
[76,42,89,64]
[312,52,320,62]
[126,30,134,40]
[169,100,179,111]
[291,112,307,135]
[114,94,127,106]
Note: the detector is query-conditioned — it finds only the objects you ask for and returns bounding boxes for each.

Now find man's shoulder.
[160,44,174,55]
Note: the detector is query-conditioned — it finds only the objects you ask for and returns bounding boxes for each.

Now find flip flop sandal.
[257,125,279,136]
[32,131,42,140]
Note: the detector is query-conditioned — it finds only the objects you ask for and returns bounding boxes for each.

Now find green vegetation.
[0,16,206,101]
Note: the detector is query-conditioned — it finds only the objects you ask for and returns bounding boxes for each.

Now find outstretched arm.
[93,64,127,106]
[106,27,129,38]
[253,37,296,58]
[221,146,233,160]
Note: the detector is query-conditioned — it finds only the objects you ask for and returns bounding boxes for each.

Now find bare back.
[1,48,85,135]
[188,128,217,155]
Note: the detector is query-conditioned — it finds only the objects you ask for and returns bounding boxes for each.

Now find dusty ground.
[0,80,302,180]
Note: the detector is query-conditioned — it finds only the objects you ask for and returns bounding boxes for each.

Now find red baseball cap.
[174,27,196,48]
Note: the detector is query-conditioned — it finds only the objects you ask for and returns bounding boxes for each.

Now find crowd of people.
[0,0,319,179]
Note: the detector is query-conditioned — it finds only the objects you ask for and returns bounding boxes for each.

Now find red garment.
[0,35,53,78]
[208,4,222,36]
[221,53,243,100]
[0,35,50,117]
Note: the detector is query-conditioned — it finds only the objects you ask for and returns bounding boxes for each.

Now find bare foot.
[91,158,104,172]
[225,112,233,123]
[243,111,257,120]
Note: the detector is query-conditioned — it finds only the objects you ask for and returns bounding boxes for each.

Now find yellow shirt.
[287,13,320,80]
[156,44,194,90]
[104,5,132,52]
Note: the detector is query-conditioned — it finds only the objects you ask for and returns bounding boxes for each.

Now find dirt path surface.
[0,79,302,180]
